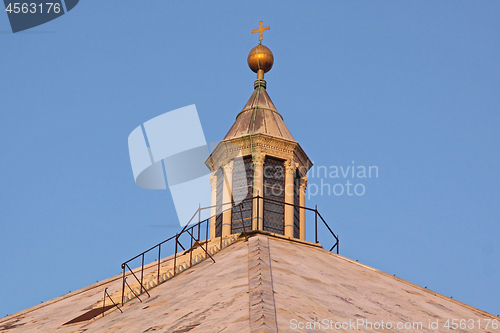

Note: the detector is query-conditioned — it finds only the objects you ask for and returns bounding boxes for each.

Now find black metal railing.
[113,195,338,308]
[119,211,215,305]
[252,195,339,253]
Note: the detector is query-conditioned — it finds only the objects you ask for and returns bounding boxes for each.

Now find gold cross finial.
[252,21,270,43]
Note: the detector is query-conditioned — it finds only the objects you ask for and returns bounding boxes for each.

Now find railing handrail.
[119,195,339,305]
[122,195,339,267]
[121,233,178,267]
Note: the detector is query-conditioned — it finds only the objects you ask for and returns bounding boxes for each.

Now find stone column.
[222,162,233,238]
[209,174,217,239]
[252,153,265,231]
[284,160,296,238]
[299,177,308,241]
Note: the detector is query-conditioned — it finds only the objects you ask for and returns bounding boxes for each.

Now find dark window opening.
[231,157,254,234]
[263,157,285,235]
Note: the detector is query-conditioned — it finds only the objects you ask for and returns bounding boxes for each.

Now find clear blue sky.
[1,1,499,318]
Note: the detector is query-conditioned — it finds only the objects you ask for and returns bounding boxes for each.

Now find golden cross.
[252,21,270,42]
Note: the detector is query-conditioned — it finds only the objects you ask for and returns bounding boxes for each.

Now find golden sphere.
[247,45,274,73]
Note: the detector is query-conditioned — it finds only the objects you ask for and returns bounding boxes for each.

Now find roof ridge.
[248,235,278,332]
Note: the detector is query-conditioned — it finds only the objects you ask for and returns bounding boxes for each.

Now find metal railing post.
[205,219,209,259]
[121,266,126,304]
[198,205,201,241]
[315,205,318,244]
[189,227,194,267]
[239,203,247,240]
[140,254,145,294]
[220,219,223,249]
[157,244,161,285]
[173,234,178,276]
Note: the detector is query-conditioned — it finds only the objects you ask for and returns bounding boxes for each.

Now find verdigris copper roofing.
[223,82,295,142]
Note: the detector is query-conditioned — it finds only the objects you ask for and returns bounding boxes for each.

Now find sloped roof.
[223,85,295,142]
[1,232,496,332]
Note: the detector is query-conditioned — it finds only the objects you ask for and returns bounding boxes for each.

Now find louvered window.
[263,157,285,235]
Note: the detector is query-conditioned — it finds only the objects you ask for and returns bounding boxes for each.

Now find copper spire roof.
[224,35,295,142]
[223,82,295,142]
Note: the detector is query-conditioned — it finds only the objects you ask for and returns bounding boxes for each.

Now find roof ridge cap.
[235,107,283,121]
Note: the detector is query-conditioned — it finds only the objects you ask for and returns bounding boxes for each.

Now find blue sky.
[1,1,499,318]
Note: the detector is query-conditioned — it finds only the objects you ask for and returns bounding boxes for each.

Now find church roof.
[1,232,496,332]
[223,82,295,142]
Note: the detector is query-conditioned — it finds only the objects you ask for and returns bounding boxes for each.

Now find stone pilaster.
[252,153,265,231]
[284,160,296,238]
[222,162,234,237]
[209,174,217,239]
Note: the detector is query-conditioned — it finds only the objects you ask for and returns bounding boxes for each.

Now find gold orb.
[247,45,274,73]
